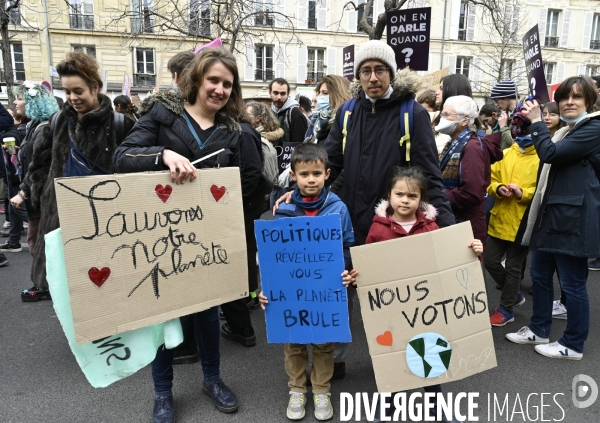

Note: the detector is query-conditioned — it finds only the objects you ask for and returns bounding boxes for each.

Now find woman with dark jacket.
[25,52,135,301]
[114,47,262,423]
[506,76,600,360]
[8,82,59,261]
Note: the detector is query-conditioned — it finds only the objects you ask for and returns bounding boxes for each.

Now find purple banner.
[343,45,355,81]
[386,7,431,71]
[522,25,550,104]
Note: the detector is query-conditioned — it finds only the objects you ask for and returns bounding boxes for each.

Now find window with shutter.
[559,9,570,49]
[556,62,565,82]
[317,0,327,30]
[327,47,337,75]
[538,8,548,46]
[255,0,274,26]
[347,6,357,33]
[447,55,457,74]
[456,56,470,78]
[298,0,308,29]
[255,45,274,81]
[297,46,308,82]
[590,14,600,50]
[471,57,481,91]
[449,0,461,40]
[357,0,373,33]
[545,10,560,48]
[244,43,255,82]
[275,0,286,28]
[466,3,476,41]
[544,63,556,84]
[275,45,286,78]
[307,48,325,82]
[70,0,94,30]
[458,0,468,41]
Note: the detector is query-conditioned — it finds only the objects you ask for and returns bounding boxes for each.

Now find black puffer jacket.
[323,69,455,245]
[18,120,50,220]
[1,125,24,188]
[113,91,263,203]
[528,114,600,257]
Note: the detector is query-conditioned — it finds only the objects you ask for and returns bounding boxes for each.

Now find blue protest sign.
[255,215,351,344]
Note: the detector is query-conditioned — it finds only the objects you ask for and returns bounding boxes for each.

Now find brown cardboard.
[420,67,450,93]
[54,168,248,345]
[350,222,496,392]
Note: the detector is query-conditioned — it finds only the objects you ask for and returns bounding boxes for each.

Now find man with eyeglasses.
[323,40,455,248]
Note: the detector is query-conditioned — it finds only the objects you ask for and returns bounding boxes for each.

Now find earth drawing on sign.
[406,332,452,378]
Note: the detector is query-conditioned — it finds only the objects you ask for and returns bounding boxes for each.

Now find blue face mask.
[560,110,588,124]
[316,95,330,111]
[311,108,319,115]
[171,80,179,93]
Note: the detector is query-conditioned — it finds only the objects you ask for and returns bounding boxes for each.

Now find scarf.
[511,101,534,139]
[313,109,334,141]
[438,128,473,190]
[515,135,534,149]
[521,125,570,246]
[291,187,328,214]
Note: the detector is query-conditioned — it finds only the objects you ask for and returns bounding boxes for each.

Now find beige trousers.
[284,342,334,394]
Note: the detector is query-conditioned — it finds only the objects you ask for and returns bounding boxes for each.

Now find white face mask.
[435,117,459,136]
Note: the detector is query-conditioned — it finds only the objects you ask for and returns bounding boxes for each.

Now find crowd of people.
[1,39,599,423]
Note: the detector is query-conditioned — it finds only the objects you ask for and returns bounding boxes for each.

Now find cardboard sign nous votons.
[350,222,496,392]
[54,168,248,345]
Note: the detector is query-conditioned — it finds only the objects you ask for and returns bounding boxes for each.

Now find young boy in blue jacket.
[259,143,354,421]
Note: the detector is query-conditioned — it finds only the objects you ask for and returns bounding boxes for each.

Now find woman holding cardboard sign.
[114,47,263,423]
[25,52,135,302]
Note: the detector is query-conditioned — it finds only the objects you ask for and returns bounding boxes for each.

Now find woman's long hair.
[246,101,281,132]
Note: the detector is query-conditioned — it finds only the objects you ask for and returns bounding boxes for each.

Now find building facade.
[2,0,600,102]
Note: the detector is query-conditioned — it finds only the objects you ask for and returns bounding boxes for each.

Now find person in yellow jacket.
[484,103,540,327]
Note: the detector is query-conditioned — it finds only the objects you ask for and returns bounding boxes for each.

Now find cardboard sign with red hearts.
[54,168,247,345]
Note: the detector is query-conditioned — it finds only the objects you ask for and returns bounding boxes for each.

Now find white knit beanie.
[354,40,398,79]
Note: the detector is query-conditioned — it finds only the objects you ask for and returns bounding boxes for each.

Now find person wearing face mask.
[306,75,351,146]
[437,95,503,248]
[507,76,600,360]
[25,52,136,301]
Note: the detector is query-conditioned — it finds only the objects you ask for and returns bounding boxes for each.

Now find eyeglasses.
[359,67,390,80]
[440,112,464,119]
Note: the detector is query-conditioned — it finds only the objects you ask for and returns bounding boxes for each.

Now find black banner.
[386,7,431,71]
[522,25,550,104]
[343,45,355,81]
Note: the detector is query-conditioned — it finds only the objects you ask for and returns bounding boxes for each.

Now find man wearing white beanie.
[323,40,454,242]
[322,39,459,423]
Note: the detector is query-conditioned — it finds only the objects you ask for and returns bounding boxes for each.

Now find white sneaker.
[535,342,583,360]
[314,393,333,421]
[506,326,549,345]
[2,221,9,229]
[286,392,306,420]
[552,300,567,320]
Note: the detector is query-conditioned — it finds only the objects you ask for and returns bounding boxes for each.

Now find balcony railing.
[70,14,94,30]
[591,40,600,50]
[305,71,325,83]
[131,15,154,34]
[254,69,274,81]
[134,74,156,87]
[545,36,559,48]
[255,12,274,26]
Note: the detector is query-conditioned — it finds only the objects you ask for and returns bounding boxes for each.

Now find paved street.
[1,227,599,423]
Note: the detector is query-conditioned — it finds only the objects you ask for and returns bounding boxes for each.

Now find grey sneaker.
[313,393,333,421]
[552,300,567,320]
[506,326,549,345]
[286,392,306,420]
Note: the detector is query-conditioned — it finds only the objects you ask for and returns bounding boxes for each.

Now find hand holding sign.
[522,25,550,103]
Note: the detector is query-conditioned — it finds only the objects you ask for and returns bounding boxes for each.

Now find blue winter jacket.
[275,189,355,270]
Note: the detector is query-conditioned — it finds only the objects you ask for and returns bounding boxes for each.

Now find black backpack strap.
[49,110,61,135]
[113,111,125,144]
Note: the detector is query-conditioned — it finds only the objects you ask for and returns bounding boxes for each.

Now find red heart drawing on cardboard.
[155,184,173,203]
[210,185,226,202]
[88,267,111,288]
[376,330,393,346]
